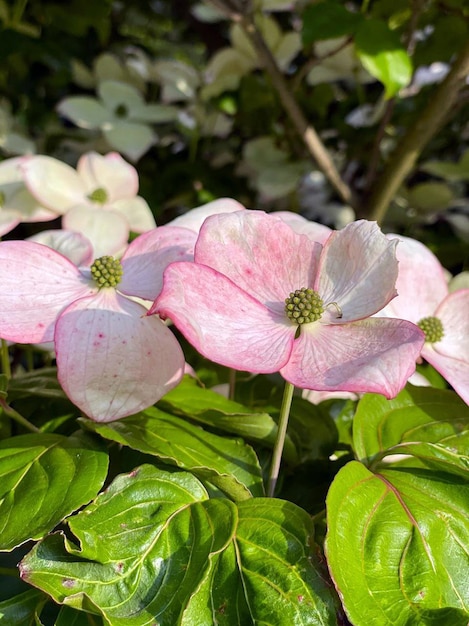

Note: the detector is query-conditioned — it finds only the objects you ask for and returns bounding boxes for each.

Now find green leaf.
[326,461,469,625]
[381,441,469,478]
[0,433,109,551]
[353,386,469,463]
[0,589,46,625]
[7,368,67,401]
[288,396,339,462]
[55,605,105,625]
[302,2,363,45]
[355,18,412,97]
[159,375,298,464]
[421,150,469,182]
[80,406,264,500]
[408,181,455,212]
[21,465,339,626]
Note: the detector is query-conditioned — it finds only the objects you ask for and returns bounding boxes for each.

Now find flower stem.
[267,380,295,497]
[1,339,11,379]
[228,368,236,401]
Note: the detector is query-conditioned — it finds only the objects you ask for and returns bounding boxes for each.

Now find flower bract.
[380,235,469,404]
[0,227,195,421]
[152,211,424,398]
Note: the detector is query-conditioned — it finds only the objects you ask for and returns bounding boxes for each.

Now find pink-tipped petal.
[120,226,196,301]
[76,152,139,200]
[63,207,129,258]
[167,198,246,232]
[422,346,469,405]
[433,289,469,362]
[111,196,156,232]
[383,234,449,321]
[195,210,322,311]
[281,317,424,398]
[317,220,399,321]
[0,241,95,342]
[27,230,94,267]
[21,156,85,212]
[272,211,332,244]
[152,261,294,372]
[55,290,184,422]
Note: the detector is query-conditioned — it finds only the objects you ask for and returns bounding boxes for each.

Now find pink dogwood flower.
[380,235,469,404]
[0,227,195,421]
[152,211,424,397]
[21,151,156,257]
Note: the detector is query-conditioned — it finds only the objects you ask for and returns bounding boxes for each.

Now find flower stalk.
[267,380,295,497]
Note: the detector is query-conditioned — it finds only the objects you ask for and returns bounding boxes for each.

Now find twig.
[365,40,469,224]
[240,16,355,207]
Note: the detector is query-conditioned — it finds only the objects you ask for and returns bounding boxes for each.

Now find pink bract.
[0,227,193,422]
[152,211,425,398]
[381,235,469,404]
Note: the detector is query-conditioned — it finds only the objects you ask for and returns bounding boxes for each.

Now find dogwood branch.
[240,17,354,207]
[366,40,469,223]
[208,1,354,206]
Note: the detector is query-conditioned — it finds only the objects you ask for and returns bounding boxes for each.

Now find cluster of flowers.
[0,158,468,422]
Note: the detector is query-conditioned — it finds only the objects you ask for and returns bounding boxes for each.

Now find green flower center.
[285,288,324,325]
[417,316,444,343]
[87,187,108,204]
[90,256,123,288]
[115,104,128,118]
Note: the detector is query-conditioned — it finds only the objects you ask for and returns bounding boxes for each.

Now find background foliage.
[0,1,468,625]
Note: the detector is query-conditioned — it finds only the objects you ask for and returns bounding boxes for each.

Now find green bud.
[87,187,108,204]
[90,256,123,288]
[285,288,324,325]
[417,316,444,343]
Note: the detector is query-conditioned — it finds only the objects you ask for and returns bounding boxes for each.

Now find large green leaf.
[80,406,264,500]
[21,465,339,626]
[355,18,412,97]
[0,589,46,625]
[158,375,298,464]
[0,433,109,551]
[353,386,469,463]
[326,461,469,625]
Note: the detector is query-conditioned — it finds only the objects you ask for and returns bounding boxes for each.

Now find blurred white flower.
[57,80,178,161]
[22,151,156,256]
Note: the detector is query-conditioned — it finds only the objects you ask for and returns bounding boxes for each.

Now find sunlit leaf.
[353,386,469,463]
[0,432,109,551]
[355,18,412,97]
[81,406,264,500]
[21,465,339,626]
[326,461,469,626]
